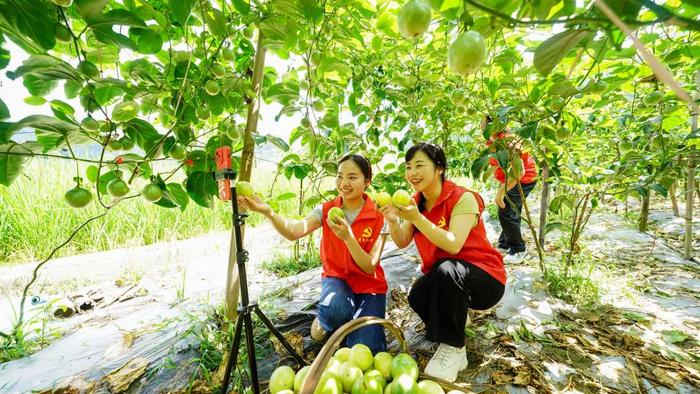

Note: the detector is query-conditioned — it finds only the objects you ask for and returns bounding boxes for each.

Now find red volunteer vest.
[489,152,537,184]
[412,180,506,285]
[320,195,387,294]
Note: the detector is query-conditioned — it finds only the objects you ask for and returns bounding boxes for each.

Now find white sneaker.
[424,343,468,382]
[310,317,328,342]
[496,246,509,254]
[504,251,527,264]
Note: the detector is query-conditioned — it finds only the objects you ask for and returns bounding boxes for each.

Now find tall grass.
[0,158,300,264]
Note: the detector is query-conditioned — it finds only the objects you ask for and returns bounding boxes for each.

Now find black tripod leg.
[243,309,261,394]
[253,305,306,365]
[221,311,245,393]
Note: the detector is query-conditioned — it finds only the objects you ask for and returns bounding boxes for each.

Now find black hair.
[338,154,372,182]
[405,142,447,182]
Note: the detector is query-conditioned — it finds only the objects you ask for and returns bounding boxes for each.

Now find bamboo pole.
[684,71,699,260]
[538,161,550,247]
[225,30,266,321]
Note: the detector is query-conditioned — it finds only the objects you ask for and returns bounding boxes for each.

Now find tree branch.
[0,150,168,164]
[634,0,700,31]
[465,0,697,30]
[13,211,109,340]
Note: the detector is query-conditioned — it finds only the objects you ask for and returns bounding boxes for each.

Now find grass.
[261,247,321,277]
[176,299,279,392]
[0,298,62,363]
[0,158,300,265]
[543,253,602,310]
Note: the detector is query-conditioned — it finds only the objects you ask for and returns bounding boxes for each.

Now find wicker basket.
[299,316,468,393]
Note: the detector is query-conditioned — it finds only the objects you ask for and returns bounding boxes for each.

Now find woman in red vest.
[482,115,538,264]
[237,154,388,353]
[379,143,505,382]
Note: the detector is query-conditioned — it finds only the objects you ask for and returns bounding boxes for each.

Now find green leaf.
[266,135,290,151]
[280,153,301,164]
[86,9,146,29]
[548,80,579,97]
[7,114,78,136]
[231,0,251,15]
[130,28,163,54]
[205,9,228,38]
[274,192,296,201]
[166,183,189,211]
[24,96,46,105]
[86,46,120,64]
[86,10,145,50]
[260,17,289,46]
[149,175,177,208]
[23,74,58,97]
[560,0,576,16]
[170,0,196,25]
[91,27,137,50]
[651,183,668,197]
[75,0,108,18]
[661,329,689,344]
[0,0,56,52]
[436,0,462,19]
[174,124,193,144]
[470,153,490,179]
[605,0,643,21]
[126,59,161,85]
[0,43,9,70]
[123,119,162,153]
[375,12,398,37]
[0,123,13,144]
[297,0,323,23]
[64,80,83,99]
[0,99,10,121]
[8,55,81,82]
[265,81,299,105]
[549,195,572,213]
[286,163,312,180]
[0,143,28,186]
[50,99,75,120]
[94,81,126,106]
[186,171,216,208]
[317,56,352,80]
[545,221,566,234]
[534,29,591,76]
[96,169,118,195]
[623,310,651,324]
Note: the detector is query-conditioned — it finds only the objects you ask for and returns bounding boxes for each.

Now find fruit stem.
[64,138,80,181]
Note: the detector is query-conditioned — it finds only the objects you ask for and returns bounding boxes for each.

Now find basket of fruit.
[266,316,468,393]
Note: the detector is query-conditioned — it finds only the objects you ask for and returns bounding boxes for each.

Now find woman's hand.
[378,204,400,224]
[494,188,506,209]
[237,195,272,216]
[327,217,352,242]
[395,199,420,223]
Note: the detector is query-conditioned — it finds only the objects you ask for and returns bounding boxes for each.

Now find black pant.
[407,259,505,347]
[498,182,536,253]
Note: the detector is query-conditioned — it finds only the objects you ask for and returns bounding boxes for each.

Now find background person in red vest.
[378,143,505,382]
[482,116,538,264]
[237,154,389,353]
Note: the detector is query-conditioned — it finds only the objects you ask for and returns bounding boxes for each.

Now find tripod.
[219,179,306,394]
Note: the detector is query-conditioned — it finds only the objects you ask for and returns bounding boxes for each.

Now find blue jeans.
[317,277,386,353]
